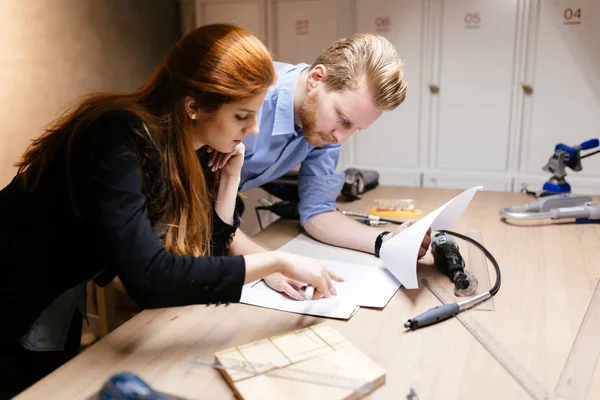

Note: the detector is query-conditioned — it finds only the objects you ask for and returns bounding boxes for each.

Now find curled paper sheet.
[379,186,483,289]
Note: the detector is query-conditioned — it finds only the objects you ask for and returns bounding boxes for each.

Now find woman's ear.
[306,64,327,89]
[184,96,200,120]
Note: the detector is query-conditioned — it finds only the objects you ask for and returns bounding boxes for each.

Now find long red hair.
[16,24,275,256]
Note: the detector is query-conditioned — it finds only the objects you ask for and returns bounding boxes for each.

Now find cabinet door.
[196,0,265,39]
[423,171,512,191]
[431,0,518,173]
[272,0,343,64]
[520,0,600,180]
[351,0,423,178]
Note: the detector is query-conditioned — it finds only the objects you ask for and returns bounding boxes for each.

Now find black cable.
[581,149,600,159]
[439,229,501,296]
[520,187,538,197]
[255,207,265,230]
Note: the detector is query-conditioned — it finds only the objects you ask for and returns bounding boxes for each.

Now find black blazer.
[0,111,245,344]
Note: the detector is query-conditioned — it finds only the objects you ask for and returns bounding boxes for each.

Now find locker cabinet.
[518,0,600,193]
[431,0,519,173]
[187,0,600,197]
[270,0,344,64]
[349,0,423,187]
[194,0,266,39]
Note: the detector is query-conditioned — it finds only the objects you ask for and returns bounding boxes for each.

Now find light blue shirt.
[240,62,345,225]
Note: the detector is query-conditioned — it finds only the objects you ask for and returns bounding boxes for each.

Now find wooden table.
[15,186,600,400]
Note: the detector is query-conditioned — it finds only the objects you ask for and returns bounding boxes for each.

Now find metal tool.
[404,230,500,331]
[189,357,372,393]
[340,210,403,225]
[522,138,599,198]
[500,193,600,223]
[422,277,600,400]
[431,232,478,296]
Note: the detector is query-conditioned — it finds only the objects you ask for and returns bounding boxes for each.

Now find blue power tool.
[507,138,600,224]
[527,138,600,197]
[98,372,186,400]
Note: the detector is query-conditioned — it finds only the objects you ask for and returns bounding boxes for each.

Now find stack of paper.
[240,186,483,319]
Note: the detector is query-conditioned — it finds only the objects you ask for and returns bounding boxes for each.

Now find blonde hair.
[310,33,407,111]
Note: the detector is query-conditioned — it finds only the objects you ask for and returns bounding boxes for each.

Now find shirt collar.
[272,63,309,136]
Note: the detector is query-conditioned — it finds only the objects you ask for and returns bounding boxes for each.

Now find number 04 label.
[563,7,582,25]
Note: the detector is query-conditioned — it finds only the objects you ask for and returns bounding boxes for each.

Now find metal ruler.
[422,277,600,400]
[554,279,600,399]
[422,277,550,399]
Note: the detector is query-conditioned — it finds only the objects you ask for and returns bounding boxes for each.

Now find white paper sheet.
[240,186,483,318]
[241,281,360,319]
[240,240,402,318]
[380,186,483,289]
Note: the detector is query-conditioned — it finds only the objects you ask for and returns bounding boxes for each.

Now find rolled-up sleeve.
[298,144,345,225]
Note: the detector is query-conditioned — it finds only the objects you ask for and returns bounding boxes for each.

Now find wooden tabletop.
[15,186,600,400]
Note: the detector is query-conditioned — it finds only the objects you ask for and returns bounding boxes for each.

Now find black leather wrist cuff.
[374,231,391,258]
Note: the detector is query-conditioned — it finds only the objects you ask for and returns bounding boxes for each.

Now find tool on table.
[431,232,478,297]
[421,277,600,400]
[404,230,500,330]
[98,372,186,400]
[503,138,600,223]
[190,323,386,400]
[341,168,380,200]
[370,198,422,219]
[500,193,600,223]
[521,138,599,198]
[340,210,403,225]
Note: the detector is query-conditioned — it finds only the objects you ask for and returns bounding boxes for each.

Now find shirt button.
[204,286,209,291]
[190,279,195,283]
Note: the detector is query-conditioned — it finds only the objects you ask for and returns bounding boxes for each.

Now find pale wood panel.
[15,186,600,400]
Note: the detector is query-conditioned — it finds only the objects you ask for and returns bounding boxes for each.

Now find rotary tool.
[431,232,478,297]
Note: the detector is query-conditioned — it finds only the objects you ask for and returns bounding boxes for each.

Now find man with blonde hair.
[212,33,430,299]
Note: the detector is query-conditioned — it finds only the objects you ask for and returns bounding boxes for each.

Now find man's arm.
[304,211,386,254]
[296,145,431,258]
[305,211,431,258]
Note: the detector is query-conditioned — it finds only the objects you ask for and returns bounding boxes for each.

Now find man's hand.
[386,220,432,259]
[263,273,307,301]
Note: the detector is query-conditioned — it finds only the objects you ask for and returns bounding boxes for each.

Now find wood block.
[214,323,386,400]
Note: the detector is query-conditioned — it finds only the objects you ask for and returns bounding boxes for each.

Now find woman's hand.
[207,143,245,178]
[277,252,344,299]
[263,273,307,301]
